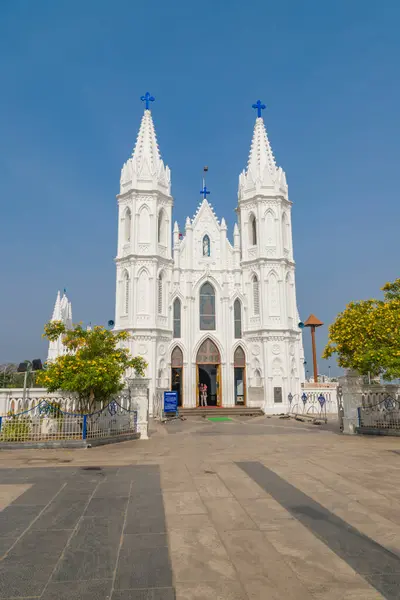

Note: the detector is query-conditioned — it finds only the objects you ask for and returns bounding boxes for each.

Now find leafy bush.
[1,416,32,441]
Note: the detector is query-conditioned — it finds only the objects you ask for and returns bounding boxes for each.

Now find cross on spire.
[141,92,155,110]
[200,185,210,199]
[252,99,266,118]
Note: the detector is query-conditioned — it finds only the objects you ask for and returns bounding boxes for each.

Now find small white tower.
[114,93,174,409]
[47,290,73,362]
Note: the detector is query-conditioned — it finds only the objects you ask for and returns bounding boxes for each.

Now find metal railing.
[358,394,400,430]
[288,392,328,422]
[0,396,137,443]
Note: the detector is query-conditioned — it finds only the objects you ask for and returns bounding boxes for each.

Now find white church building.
[113,96,305,413]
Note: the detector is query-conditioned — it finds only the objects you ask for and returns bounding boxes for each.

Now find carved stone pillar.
[127,377,150,440]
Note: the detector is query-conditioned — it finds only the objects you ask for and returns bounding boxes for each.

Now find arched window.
[158,273,163,314]
[158,209,166,245]
[199,282,216,330]
[123,270,129,315]
[234,298,242,338]
[124,208,131,242]
[252,275,260,315]
[234,346,246,406]
[202,235,210,257]
[173,298,181,338]
[249,213,257,246]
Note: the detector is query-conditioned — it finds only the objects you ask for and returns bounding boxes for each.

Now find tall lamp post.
[304,314,323,384]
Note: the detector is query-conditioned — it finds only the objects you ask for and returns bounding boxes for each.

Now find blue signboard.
[164,391,178,414]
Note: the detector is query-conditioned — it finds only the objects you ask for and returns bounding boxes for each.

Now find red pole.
[310,325,318,383]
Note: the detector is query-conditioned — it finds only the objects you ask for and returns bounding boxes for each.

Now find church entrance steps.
[178,407,264,417]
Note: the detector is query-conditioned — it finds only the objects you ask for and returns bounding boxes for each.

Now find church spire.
[120,93,171,195]
[238,100,287,201]
[51,291,62,321]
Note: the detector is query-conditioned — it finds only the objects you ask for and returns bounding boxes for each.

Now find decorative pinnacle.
[141,92,155,110]
[252,99,266,118]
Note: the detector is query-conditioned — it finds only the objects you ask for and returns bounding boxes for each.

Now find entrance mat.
[208,417,232,422]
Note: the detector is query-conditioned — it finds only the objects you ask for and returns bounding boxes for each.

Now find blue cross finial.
[252,99,266,118]
[200,185,210,199]
[141,92,155,110]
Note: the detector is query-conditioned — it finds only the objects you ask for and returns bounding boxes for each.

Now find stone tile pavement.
[0,415,400,598]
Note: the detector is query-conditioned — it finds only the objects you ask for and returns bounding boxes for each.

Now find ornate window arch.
[124,208,132,242]
[249,213,257,246]
[199,282,216,330]
[123,270,129,315]
[202,234,210,257]
[173,298,181,338]
[234,298,242,339]
[158,209,166,245]
[252,274,260,315]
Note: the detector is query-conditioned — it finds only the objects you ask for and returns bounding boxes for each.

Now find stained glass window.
[196,338,220,364]
[199,282,215,330]
[173,298,181,338]
[171,346,183,367]
[234,346,246,367]
[202,235,210,257]
[234,298,242,338]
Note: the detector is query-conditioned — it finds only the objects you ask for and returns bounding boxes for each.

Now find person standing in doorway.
[202,383,208,407]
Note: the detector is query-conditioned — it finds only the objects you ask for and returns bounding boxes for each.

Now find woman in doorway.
[201,383,208,407]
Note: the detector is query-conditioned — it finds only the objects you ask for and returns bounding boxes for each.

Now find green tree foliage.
[37,322,147,412]
[323,279,400,380]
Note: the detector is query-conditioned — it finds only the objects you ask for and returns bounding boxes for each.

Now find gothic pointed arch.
[173,297,181,338]
[268,271,280,317]
[234,345,246,367]
[196,338,221,364]
[137,268,149,314]
[199,281,216,330]
[171,345,183,367]
[252,274,260,315]
[265,209,276,246]
[286,271,294,324]
[249,213,257,245]
[124,207,132,242]
[234,298,242,338]
[138,205,151,243]
[158,208,166,245]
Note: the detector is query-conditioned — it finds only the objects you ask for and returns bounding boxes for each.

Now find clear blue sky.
[1,0,399,374]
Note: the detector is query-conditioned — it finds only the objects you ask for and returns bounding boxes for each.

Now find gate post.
[126,378,150,440]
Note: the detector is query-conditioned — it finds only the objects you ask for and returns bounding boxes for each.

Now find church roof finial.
[252,99,266,118]
[140,91,155,111]
[246,99,277,182]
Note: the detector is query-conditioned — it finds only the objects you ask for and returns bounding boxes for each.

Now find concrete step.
[178,406,264,417]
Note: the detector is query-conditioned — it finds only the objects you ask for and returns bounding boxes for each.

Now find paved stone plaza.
[0,415,400,599]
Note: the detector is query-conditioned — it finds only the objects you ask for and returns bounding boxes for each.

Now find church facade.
[114,99,305,414]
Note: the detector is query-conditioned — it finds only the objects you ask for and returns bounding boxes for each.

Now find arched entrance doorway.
[171,347,183,407]
[196,338,221,407]
[234,346,246,406]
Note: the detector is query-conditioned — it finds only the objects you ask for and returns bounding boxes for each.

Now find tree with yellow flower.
[37,322,147,412]
[323,279,400,380]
